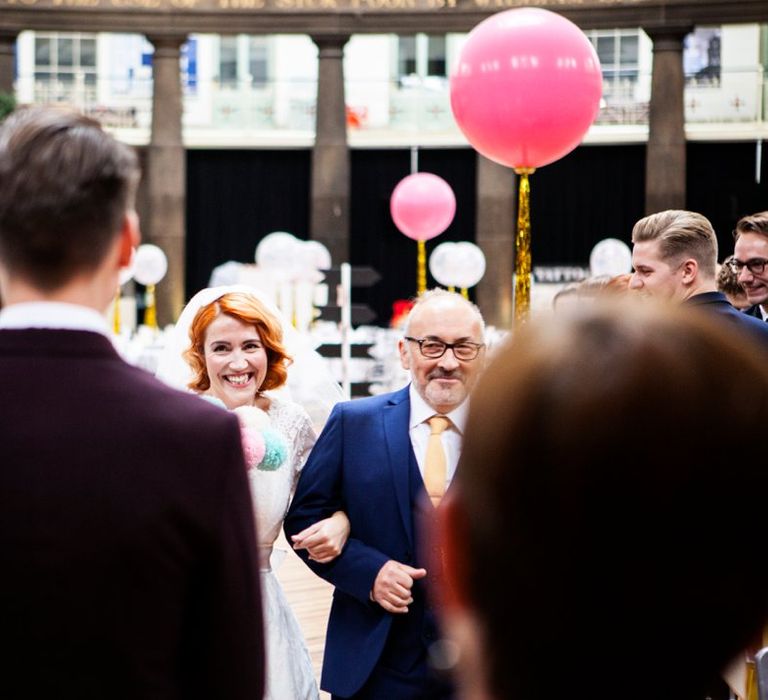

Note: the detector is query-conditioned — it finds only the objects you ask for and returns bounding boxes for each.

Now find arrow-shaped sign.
[321,266,381,289]
[314,304,377,325]
[315,343,374,359]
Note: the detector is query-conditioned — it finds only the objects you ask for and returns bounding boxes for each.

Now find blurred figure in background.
[717,256,750,310]
[438,299,768,700]
[552,273,631,313]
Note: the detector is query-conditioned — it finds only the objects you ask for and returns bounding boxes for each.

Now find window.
[398,36,417,78]
[684,28,721,85]
[587,29,640,98]
[426,35,446,77]
[33,33,97,102]
[248,37,268,88]
[397,34,447,86]
[219,36,238,88]
[218,35,270,89]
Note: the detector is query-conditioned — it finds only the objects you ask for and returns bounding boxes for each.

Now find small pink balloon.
[390,172,456,241]
[450,7,602,169]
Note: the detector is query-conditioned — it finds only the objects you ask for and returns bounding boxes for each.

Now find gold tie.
[424,415,451,507]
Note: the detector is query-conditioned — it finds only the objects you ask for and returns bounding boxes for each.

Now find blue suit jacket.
[686,292,768,350]
[285,385,422,697]
[744,303,765,321]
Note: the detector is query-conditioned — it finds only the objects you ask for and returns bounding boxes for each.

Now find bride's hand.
[291,510,350,563]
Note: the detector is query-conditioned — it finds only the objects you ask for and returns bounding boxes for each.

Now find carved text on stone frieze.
[0,0,645,10]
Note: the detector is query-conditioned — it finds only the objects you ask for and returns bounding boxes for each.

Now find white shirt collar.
[408,382,469,433]
[760,305,768,322]
[0,302,110,337]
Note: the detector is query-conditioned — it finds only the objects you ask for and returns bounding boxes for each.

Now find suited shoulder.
[335,385,409,417]
[736,311,768,339]
[100,358,242,448]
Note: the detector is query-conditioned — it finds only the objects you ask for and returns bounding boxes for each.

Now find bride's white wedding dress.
[251,394,319,700]
[153,285,346,698]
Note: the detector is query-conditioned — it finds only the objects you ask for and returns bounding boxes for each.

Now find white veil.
[155,284,346,430]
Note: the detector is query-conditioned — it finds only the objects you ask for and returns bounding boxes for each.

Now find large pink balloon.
[390,173,456,241]
[450,7,602,169]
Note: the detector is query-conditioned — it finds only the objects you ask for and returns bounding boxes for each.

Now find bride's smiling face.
[203,313,268,409]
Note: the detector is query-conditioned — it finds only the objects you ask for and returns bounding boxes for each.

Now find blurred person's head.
[732,211,768,311]
[604,272,632,295]
[439,299,768,700]
[553,274,630,314]
[717,256,750,310]
[551,282,582,313]
[0,105,139,307]
[399,289,486,415]
[629,210,717,302]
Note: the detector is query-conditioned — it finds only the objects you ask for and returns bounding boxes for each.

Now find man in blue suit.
[629,209,768,351]
[285,289,486,699]
[732,210,768,322]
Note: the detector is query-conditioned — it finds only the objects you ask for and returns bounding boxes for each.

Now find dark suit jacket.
[0,329,264,699]
[744,303,766,321]
[686,292,768,351]
[285,385,434,697]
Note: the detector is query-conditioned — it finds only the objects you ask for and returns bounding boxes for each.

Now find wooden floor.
[274,532,333,700]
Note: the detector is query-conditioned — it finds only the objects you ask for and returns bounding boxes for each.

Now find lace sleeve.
[293,409,316,474]
[266,396,317,481]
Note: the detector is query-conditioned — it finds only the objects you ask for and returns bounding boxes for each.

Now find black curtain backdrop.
[529,143,646,266]
[349,148,477,326]
[687,141,768,260]
[185,149,310,298]
[183,142,767,325]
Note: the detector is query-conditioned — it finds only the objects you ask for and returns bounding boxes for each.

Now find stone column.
[0,31,17,95]
[644,25,691,214]
[145,34,186,326]
[475,155,516,329]
[310,35,350,264]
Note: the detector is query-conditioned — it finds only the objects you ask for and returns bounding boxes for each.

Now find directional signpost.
[314,265,381,326]
[314,263,381,398]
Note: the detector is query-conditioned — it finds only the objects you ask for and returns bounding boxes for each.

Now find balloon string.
[113,285,121,335]
[417,239,427,295]
[144,283,158,329]
[460,288,469,299]
[514,168,535,324]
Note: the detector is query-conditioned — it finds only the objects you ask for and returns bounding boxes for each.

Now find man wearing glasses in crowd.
[629,209,768,350]
[286,289,486,700]
[732,211,768,323]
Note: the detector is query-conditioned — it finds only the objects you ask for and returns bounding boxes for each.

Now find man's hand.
[371,560,427,614]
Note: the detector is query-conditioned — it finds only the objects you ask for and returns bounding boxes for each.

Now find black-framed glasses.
[727,258,768,275]
[404,336,485,361]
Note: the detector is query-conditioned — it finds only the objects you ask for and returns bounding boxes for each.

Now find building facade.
[1,1,767,326]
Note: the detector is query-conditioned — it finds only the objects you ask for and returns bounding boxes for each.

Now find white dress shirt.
[408,383,468,492]
[0,301,110,335]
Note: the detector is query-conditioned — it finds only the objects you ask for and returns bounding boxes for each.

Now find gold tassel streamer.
[113,285,121,335]
[417,239,427,295]
[514,168,535,324]
[144,283,158,329]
